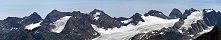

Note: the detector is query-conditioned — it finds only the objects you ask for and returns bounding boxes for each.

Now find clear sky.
[0,0,220,19]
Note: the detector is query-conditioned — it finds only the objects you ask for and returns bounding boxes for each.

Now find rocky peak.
[128,13,145,25]
[203,9,215,13]
[181,8,198,20]
[89,9,123,29]
[3,17,23,28]
[51,9,60,13]
[144,10,171,19]
[169,8,182,18]
[42,9,73,23]
[22,12,43,25]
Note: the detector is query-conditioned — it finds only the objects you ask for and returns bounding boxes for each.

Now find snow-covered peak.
[181,11,203,30]
[51,16,72,33]
[25,21,42,30]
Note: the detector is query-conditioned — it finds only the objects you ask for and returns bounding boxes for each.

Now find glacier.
[51,16,72,33]
[92,15,179,40]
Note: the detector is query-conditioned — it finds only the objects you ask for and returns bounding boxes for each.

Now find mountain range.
[0,8,220,40]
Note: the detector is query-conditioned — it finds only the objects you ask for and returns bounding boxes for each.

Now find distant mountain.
[0,8,220,40]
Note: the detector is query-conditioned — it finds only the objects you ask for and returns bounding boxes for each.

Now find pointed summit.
[29,12,42,19]
[90,9,106,15]
[128,13,145,25]
[22,12,43,24]
[51,9,59,13]
[169,8,182,18]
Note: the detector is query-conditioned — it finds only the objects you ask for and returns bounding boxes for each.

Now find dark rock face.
[194,26,221,40]
[169,8,183,18]
[203,9,221,26]
[22,12,43,27]
[41,9,74,30]
[127,13,145,25]
[144,10,172,19]
[63,13,99,39]
[3,17,23,28]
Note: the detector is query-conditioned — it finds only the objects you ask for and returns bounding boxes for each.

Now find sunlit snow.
[181,11,203,30]
[51,16,72,33]
[93,12,101,20]
[25,21,42,30]
[92,15,179,40]
[121,19,132,24]
[205,9,213,13]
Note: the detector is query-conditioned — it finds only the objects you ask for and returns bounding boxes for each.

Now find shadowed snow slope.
[92,15,179,40]
[51,16,72,33]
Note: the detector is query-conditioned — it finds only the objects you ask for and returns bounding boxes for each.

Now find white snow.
[205,9,213,13]
[10,27,18,30]
[181,11,204,30]
[92,15,179,40]
[178,29,183,34]
[160,32,164,34]
[25,21,42,30]
[188,34,194,37]
[51,16,72,33]
[121,19,132,24]
[198,26,214,34]
[93,12,101,20]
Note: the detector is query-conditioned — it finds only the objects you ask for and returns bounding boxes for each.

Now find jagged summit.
[169,8,182,18]
[203,9,216,13]
[144,10,172,19]
[128,13,145,25]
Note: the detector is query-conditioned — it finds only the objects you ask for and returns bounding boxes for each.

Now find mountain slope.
[0,8,220,40]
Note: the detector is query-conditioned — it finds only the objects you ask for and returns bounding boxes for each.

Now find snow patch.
[178,29,183,34]
[51,16,72,33]
[188,34,194,37]
[198,26,214,34]
[160,32,164,34]
[205,9,213,13]
[181,11,203,30]
[121,19,132,24]
[25,21,42,30]
[92,15,179,40]
[93,12,101,20]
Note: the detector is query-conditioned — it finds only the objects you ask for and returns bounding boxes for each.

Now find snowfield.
[25,21,42,30]
[92,15,179,40]
[181,11,203,30]
[51,16,72,33]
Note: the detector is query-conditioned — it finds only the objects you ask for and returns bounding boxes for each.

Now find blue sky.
[0,0,221,19]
